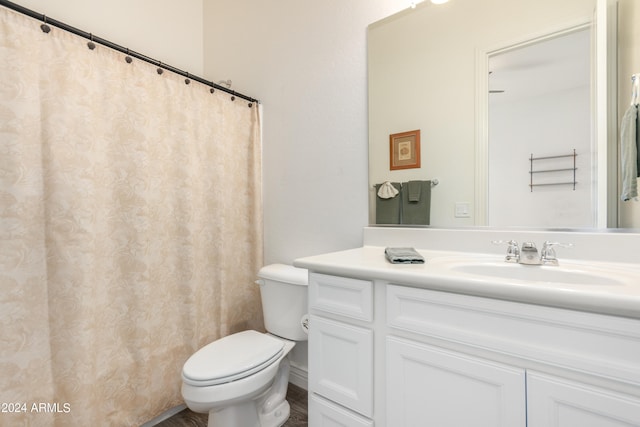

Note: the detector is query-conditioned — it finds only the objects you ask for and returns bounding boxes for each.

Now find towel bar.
[372,179,439,189]
[529,150,577,191]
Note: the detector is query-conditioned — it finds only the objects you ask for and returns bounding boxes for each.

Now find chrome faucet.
[519,242,540,265]
[493,240,572,265]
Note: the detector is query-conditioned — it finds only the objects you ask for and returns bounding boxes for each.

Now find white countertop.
[294,246,640,319]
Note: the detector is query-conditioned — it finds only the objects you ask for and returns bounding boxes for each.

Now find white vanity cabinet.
[308,273,375,427]
[386,284,640,427]
[306,270,640,427]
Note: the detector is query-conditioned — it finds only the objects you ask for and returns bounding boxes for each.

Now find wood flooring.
[155,383,308,427]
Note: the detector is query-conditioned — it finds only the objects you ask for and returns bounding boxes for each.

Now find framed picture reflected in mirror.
[390,129,420,170]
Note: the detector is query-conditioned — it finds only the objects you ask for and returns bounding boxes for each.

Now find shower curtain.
[0,7,263,426]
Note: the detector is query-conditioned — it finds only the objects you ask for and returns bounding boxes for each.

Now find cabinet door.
[309,315,373,417]
[527,371,640,427]
[386,337,526,427]
[310,393,374,427]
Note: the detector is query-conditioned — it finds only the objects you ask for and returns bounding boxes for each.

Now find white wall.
[202,0,410,265]
[8,0,204,75]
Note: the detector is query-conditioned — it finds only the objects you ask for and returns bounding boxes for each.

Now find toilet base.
[206,397,290,427]
[204,357,292,427]
[208,400,259,427]
[259,400,290,427]
[258,358,291,427]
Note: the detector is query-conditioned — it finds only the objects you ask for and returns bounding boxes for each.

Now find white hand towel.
[620,104,638,201]
[377,181,399,199]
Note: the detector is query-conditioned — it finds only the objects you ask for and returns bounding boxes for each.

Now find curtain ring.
[87,33,96,50]
[185,72,190,85]
[157,62,163,75]
[125,48,132,64]
[40,15,51,33]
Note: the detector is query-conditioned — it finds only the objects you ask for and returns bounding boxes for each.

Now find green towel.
[401,180,431,225]
[407,180,422,202]
[375,182,402,224]
[384,247,425,264]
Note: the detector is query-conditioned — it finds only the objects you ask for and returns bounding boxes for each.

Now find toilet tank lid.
[258,264,308,286]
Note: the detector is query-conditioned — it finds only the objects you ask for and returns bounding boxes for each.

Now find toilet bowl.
[181,264,308,427]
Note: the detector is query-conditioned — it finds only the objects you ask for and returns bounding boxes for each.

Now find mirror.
[368,0,632,229]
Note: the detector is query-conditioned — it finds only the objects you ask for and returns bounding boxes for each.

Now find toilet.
[181,264,308,427]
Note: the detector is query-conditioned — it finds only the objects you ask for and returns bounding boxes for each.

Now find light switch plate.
[455,202,471,218]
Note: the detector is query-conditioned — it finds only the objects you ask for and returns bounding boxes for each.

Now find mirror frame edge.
[596,0,619,228]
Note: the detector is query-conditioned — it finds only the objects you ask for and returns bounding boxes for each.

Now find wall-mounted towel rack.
[529,149,577,191]
[372,178,439,189]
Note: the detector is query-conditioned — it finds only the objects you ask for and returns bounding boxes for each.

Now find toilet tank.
[257,264,308,341]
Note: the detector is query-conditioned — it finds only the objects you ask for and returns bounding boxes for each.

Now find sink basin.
[448,261,626,286]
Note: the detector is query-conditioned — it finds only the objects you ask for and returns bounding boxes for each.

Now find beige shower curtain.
[0,7,263,426]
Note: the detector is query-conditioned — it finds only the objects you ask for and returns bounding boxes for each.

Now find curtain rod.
[0,0,260,105]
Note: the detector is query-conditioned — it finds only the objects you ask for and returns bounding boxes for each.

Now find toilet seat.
[182,330,284,387]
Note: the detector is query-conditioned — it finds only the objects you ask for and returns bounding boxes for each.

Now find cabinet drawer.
[310,273,373,321]
[386,285,640,385]
[310,393,374,427]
